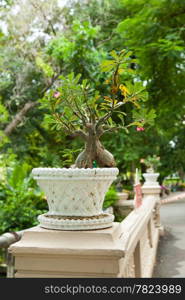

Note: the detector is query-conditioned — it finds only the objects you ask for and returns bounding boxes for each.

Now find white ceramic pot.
[32,167,119,230]
[143,173,160,187]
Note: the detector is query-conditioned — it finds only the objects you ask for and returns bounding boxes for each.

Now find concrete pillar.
[142,173,161,200]
[9,223,127,278]
[142,173,164,235]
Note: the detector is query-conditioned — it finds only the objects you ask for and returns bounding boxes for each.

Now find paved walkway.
[153,192,185,278]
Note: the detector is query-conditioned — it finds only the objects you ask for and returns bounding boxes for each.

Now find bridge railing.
[0,231,24,277]
[118,196,161,277]
[1,180,162,278]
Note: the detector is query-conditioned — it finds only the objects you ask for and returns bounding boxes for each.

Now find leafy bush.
[0,162,47,234]
[103,186,119,209]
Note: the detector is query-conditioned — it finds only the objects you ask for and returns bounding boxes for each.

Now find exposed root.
[75,139,116,168]
[96,148,116,167]
[75,150,93,168]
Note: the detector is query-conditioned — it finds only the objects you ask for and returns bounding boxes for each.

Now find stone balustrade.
[9,192,161,277]
[8,173,161,278]
[118,195,161,277]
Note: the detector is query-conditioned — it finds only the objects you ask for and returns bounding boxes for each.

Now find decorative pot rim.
[32,167,119,179]
[143,172,159,176]
[38,213,114,230]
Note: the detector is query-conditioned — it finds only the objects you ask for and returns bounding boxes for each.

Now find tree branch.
[71,130,88,140]
[4,102,37,136]
[81,86,93,122]
[96,89,143,129]
[4,72,61,136]
[52,112,73,133]
[41,72,61,95]
[165,7,185,19]
[73,100,87,126]
[97,32,114,47]
[96,111,113,129]
[30,1,57,36]
[102,126,118,134]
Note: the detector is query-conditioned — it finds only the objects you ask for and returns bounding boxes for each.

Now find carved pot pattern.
[32,168,119,217]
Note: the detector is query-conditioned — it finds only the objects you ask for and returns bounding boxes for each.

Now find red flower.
[136,127,144,132]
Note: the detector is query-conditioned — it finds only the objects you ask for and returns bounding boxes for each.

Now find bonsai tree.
[41,49,156,168]
[140,155,161,173]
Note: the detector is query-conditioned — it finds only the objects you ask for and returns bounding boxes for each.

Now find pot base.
[38,213,114,231]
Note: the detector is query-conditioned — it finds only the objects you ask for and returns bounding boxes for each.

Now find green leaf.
[110,50,119,60]
[122,50,133,59]
[117,113,125,126]
[0,103,9,122]
[132,108,156,126]
[101,60,116,72]
[35,57,54,77]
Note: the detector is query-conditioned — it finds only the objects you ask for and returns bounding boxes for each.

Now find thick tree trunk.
[75,134,116,168]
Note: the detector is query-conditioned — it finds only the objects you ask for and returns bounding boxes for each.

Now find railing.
[118,196,161,277]
[1,194,162,278]
[0,231,24,277]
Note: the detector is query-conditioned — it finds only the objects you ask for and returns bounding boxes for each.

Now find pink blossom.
[136,127,145,132]
[53,91,61,98]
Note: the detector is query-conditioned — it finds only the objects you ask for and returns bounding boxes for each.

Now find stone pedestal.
[9,223,127,278]
[142,173,161,201]
[142,173,164,235]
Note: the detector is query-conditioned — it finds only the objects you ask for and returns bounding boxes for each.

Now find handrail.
[0,230,24,248]
[120,197,156,252]
[116,197,159,277]
[0,230,26,277]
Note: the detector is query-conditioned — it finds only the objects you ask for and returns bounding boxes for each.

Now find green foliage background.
[0,0,185,232]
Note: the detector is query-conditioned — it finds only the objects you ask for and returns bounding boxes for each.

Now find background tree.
[0,0,185,234]
[117,0,185,180]
[0,0,185,179]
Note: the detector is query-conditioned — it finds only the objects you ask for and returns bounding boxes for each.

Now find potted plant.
[140,155,161,187]
[32,49,155,230]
